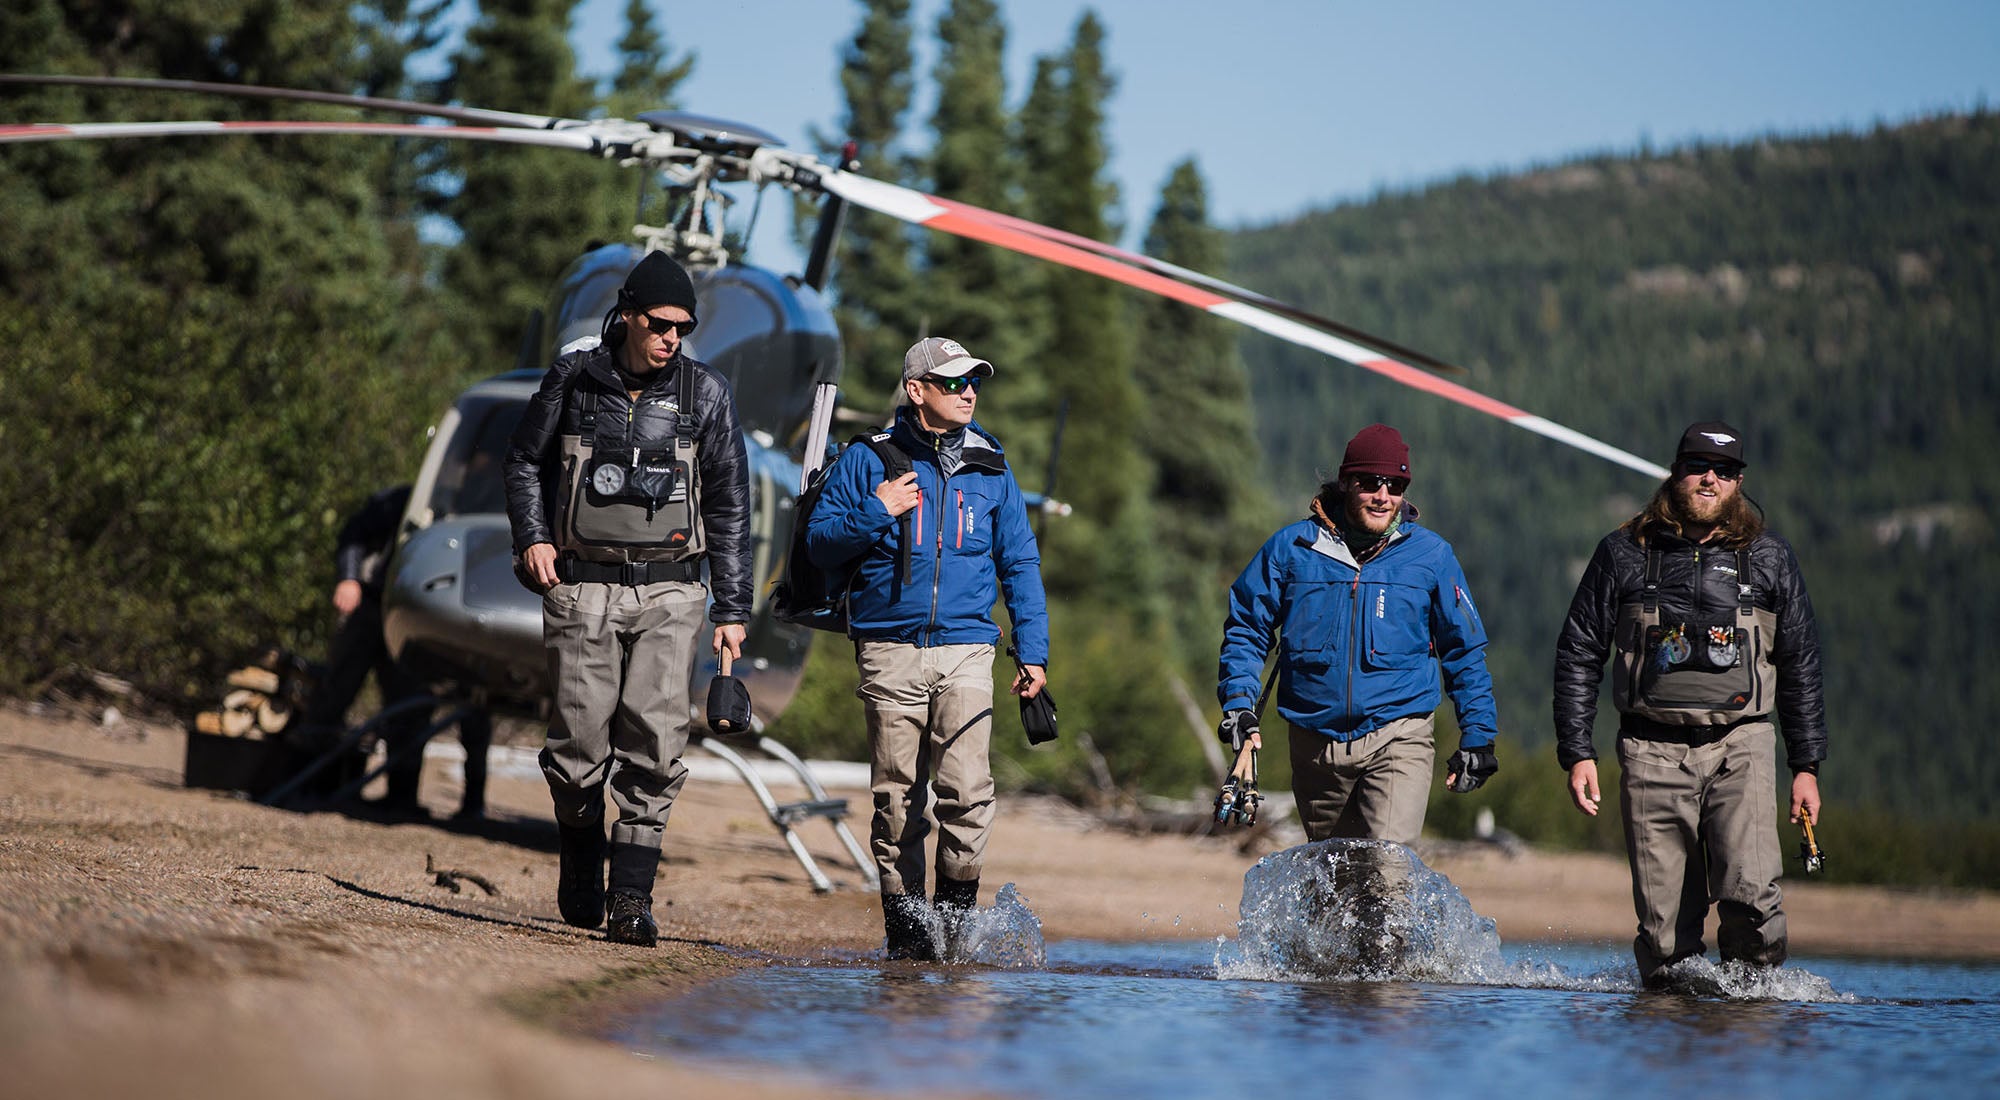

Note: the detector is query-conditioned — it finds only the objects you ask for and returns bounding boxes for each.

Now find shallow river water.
[615,842,2000,1099]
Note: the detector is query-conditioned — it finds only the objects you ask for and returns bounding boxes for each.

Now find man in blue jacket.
[1218,424,1500,845]
[806,336,1049,960]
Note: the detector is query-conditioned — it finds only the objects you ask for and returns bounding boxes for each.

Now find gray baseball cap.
[902,337,994,383]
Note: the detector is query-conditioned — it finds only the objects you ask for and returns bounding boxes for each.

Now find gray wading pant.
[1618,720,1787,980]
[1289,713,1436,845]
[856,641,996,897]
[539,579,707,851]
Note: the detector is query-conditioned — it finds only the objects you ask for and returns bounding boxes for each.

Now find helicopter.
[0,74,1668,870]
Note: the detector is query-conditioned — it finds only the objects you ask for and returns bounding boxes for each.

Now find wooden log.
[225,667,281,694]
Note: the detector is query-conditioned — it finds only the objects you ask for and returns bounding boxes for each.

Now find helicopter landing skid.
[693,731,878,894]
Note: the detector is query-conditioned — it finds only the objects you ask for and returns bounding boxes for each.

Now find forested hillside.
[1231,113,2000,824]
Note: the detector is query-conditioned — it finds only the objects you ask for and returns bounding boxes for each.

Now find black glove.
[1217,708,1259,753]
[1445,745,1499,793]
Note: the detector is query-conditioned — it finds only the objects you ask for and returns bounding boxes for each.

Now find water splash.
[1217,839,1506,983]
[1647,955,1854,1003]
[908,882,1047,968]
[1212,839,1855,1002]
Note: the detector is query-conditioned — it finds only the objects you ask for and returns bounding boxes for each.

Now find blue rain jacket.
[805,410,1049,664]
[1219,516,1498,747]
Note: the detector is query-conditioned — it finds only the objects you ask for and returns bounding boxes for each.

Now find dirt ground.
[3,706,1994,1100]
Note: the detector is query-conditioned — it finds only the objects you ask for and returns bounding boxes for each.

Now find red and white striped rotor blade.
[818,169,1668,479]
[0,119,603,152]
[936,199,1467,377]
[0,73,575,131]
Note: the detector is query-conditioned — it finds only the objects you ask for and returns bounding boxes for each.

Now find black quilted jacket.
[1553,526,1827,772]
[502,334,752,623]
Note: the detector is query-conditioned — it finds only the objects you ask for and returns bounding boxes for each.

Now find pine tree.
[1134,158,1276,672]
[920,0,1049,449]
[1016,12,1152,609]
[439,0,619,365]
[820,0,921,407]
[0,0,461,695]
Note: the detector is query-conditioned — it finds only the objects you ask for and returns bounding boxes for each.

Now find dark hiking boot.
[603,842,661,947]
[556,823,608,929]
[605,890,658,947]
[882,893,936,962]
[932,876,980,960]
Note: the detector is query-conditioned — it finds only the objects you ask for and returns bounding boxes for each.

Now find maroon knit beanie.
[1339,424,1411,481]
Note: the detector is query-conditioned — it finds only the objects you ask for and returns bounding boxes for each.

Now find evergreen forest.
[1,1,1993,887]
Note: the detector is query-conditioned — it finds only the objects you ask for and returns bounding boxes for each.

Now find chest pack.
[554,360,704,564]
[1612,546,1780,726]
[772,433,914,632]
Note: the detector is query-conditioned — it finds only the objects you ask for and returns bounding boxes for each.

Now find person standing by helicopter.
[504,251,751,948]
[301,482,491,821]
[805,337,1049,961]
[1553,421,1826,988]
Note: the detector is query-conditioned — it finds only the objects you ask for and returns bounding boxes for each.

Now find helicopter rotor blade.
[0,118,607,152]
[815,168,1668,479]
[0,72,580,131]
[930,201,1468,377]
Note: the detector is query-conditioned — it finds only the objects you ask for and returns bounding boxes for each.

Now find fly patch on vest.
[1611,548,1779,726]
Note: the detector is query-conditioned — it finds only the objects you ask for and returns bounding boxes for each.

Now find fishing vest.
[1611,546,1780,726]
[554,359,705,565]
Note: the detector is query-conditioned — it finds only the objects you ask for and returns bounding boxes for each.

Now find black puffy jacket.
[502,334,752,623]
[1553,526,1826,772]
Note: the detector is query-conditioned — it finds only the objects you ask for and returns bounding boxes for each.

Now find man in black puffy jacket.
[504,251,751,947]
[1553,421,1826,987]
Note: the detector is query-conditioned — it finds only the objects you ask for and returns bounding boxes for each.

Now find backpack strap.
[856,433,915,585]
[1736,548,1754,620]
[1642,546,1662,615]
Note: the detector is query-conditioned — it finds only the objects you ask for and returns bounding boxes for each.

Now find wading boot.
[932,875,980,960]
[555,821,608,930]
[604,842,661,947]
[882,893,936,961]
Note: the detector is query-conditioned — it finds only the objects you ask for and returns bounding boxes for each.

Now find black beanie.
[618,251,699,321]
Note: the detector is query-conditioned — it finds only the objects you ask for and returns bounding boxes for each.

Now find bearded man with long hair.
[1553,421,1828,988]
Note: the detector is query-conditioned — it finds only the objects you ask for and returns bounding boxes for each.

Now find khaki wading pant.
[856,641,996,896]
[1289,714,1436,845]
[1618,720,1787,980]
[539,579,707,851]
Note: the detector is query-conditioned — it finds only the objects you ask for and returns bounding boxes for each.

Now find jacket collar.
[891,407,1006,472]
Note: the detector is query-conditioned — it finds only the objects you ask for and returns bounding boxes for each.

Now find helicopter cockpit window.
[428,397,525,518]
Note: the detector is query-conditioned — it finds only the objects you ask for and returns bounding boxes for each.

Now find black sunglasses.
[921,374,982,394]
[1350,474,1409,495]
[636,310,696,337]
[1680,459,1743,480]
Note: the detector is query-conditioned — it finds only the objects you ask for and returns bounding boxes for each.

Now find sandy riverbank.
[3,707,1993,1099]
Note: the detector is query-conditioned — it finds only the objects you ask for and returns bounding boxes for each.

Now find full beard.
[1670,479,1728,527]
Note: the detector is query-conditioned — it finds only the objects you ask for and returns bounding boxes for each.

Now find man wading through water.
[805,337,1049,961]
[1218,424,1501,842]
[1553,421,1826,987]
[505,252,751,947]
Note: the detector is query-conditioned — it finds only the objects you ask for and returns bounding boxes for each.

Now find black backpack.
[772,433,913,632]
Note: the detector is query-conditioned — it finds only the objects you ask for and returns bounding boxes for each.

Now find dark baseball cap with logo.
[1675,421,1747,467]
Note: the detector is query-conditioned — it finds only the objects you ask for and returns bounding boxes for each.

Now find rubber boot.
[605,841,661,947]
[932,875,979,960]
[882,893,936,961]
[555,820,608,930]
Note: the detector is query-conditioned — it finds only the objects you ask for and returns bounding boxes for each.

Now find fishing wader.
[1619,720,1787,983]
[858,640,995,959]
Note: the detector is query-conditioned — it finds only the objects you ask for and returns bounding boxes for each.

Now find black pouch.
[585,450,678,508]
[706,653,752,734]
[1020,687,1058,745]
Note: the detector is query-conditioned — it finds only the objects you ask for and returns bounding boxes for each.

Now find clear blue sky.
[558,0,1996,269]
